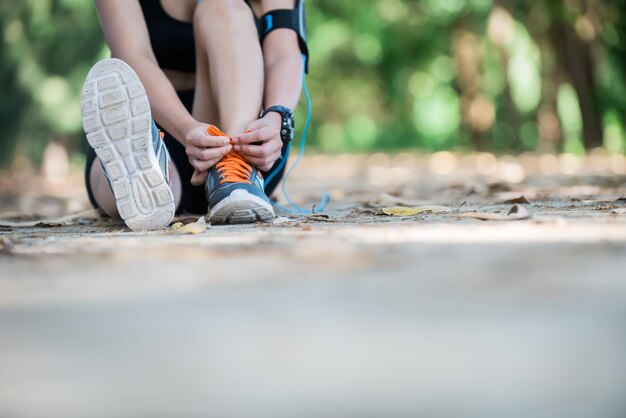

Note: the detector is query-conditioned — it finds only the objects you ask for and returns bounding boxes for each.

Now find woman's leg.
[192,0,264,134]
[88,157,182,218]
[181,1,274,224]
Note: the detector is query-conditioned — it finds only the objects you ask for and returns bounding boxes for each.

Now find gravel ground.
[1,153,625,418]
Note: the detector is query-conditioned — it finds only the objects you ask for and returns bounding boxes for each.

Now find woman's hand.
[185,123,232,186]
[232,113,284,172]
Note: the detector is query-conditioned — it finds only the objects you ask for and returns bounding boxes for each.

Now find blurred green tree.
[0,0,624,167]
[0,0,105,166]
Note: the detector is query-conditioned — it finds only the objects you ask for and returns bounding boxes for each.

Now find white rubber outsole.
[209,189,275,224]
[81,59,175,231]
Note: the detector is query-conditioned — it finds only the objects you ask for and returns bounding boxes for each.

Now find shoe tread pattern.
[81,59,174,231]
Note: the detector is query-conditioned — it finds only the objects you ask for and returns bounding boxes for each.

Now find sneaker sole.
[209,189,275,224]
[81,58,175,231]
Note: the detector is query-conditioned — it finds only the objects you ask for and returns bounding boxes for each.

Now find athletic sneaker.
[205,126,275,224]
[81,58,175,231]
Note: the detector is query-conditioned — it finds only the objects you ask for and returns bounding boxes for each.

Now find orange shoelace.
[208,125,253,185]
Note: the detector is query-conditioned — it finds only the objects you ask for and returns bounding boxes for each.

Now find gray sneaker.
[206,151,275,224]
[81,58,175,231]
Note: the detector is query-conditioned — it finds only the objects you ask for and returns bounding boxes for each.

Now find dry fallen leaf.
[382,206,424,216]
[507,204,530,217]
[382,205,452,216]
[458,204,530,221]
[500,195,531,204]
[168,216,207,234]
[173,216,203,225]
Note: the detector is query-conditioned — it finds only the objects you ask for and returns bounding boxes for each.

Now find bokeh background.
[0,0,624,169]
[2,4,626,416]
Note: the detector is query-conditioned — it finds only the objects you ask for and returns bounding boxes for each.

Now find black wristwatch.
[260,105,294,144]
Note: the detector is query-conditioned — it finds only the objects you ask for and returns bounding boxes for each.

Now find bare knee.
[194,0,254,30]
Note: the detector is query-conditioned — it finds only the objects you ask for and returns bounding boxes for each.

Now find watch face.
[281,114,295,143]
[263,106,295,143]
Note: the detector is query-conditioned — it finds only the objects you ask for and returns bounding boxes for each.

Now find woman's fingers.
[234,137,283,171]
[232,127,275,145]
[187,134,230,148]
[234,144,264,158]
[186,126,284,182]
[186,144,232,160]
[234,140,281,158]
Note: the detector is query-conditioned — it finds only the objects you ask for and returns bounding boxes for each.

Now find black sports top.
[139,0,260,73]
[139,0,197,72]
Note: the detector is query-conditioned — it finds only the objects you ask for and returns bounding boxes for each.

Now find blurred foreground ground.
[1,151,626,418]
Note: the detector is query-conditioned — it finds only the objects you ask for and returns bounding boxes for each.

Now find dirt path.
[1,153,626,417]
